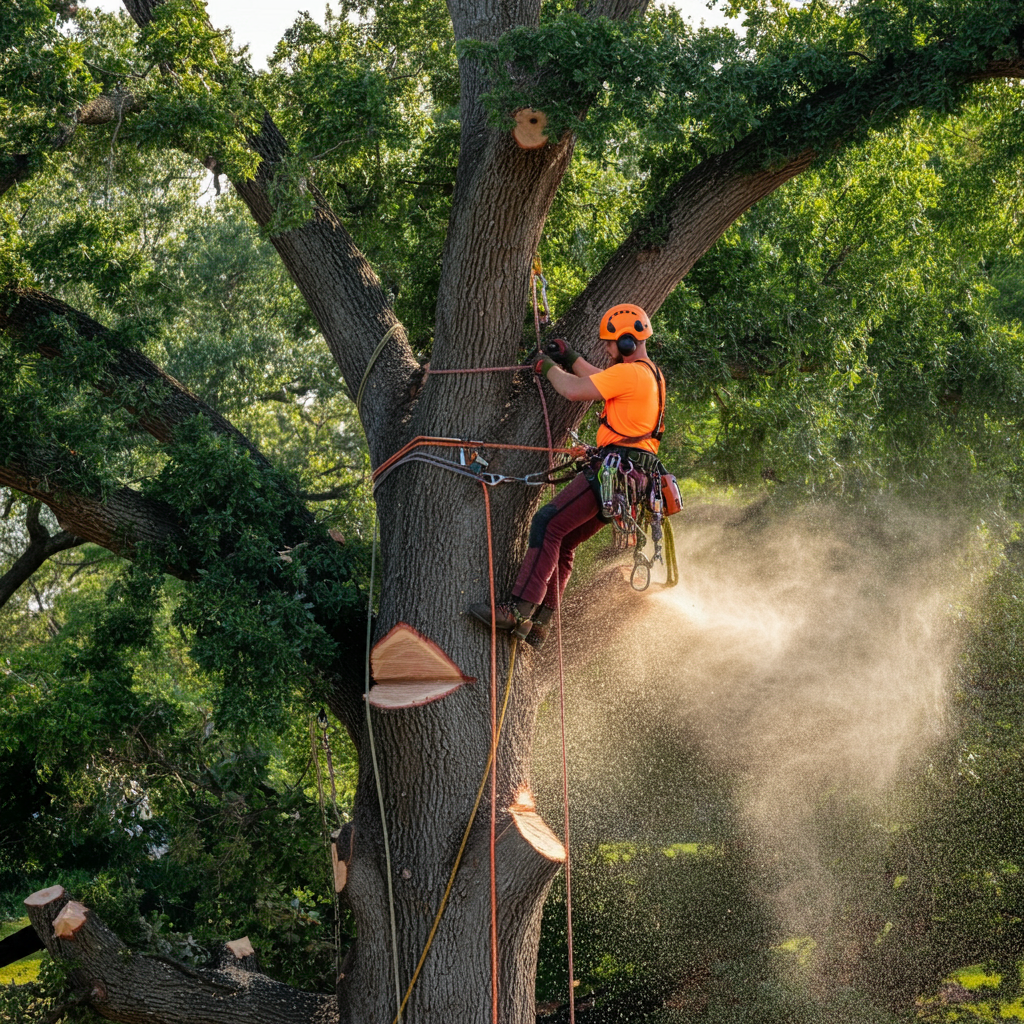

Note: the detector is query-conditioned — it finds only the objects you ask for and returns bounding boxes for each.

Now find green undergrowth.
[917,964,1024,1022]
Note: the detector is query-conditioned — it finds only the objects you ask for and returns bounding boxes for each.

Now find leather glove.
[544,337,581,369]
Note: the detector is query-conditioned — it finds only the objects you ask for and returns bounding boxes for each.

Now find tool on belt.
[583,443,681,592]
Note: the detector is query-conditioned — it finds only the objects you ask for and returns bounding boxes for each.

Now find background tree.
[2,0,1024,1022]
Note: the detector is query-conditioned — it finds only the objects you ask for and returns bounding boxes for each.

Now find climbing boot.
[525,605,555,649]
[468,598,536,641]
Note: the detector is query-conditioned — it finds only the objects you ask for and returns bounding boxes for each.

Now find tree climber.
[469,304,667,648]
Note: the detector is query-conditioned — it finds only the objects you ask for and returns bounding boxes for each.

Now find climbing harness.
[585,443,679,592]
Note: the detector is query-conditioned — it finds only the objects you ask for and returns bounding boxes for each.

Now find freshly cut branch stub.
[367,680,466,709]
[24,885,65,907]
[511,809,566,863]
[371,622,473,682]
[52,901,88,938]
[512,108,548,149]
[368,622,473,707]
[226,936,255,959]
[331,845,348,893]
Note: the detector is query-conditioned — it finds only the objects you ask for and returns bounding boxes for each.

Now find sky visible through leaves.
[81,0,737,70]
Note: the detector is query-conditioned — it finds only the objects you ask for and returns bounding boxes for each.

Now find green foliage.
[0,0,99,182]
[0,563,359,993]
[465,0,1023,243]
[4,0,1024,1016]
[140,416,371,729]
[0,951,94,1024]
[651,96,1024,495]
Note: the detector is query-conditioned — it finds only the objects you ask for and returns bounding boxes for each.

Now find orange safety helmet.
[600,304,653,354]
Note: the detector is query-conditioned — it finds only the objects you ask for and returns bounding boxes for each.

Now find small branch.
[255,384,316,403]
[0,501,84,611]
[297,486,353,502]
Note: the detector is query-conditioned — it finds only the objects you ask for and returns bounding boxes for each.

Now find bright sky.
[82,1,736,70]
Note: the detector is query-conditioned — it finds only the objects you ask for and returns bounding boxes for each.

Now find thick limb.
[24,886,341,1024]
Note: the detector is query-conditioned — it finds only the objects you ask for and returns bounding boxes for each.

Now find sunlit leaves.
[0,0,99,176]
[654,99,1024,493]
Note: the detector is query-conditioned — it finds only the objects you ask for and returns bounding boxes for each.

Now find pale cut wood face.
[368,621,474,708]
[512,108,548,149]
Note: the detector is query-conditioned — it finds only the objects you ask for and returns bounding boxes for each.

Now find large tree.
[3,0,1024,1021]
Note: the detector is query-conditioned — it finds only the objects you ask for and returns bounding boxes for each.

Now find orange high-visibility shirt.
[590,359,664,455]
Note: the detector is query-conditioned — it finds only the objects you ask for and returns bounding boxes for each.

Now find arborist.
[469,304,667,649]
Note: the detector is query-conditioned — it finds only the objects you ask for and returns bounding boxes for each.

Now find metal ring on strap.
[355,322,403,417]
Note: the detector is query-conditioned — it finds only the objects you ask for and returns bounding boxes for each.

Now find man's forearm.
[571,357,603,378]
[543,364,602,401]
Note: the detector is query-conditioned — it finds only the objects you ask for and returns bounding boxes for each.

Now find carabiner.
[630,560,651,592]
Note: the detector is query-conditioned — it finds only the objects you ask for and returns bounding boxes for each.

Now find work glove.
[544,337,581,369]
[533,355,556,377]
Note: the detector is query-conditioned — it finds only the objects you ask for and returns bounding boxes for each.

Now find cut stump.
[52,901,88,939]
[512,108,548,149]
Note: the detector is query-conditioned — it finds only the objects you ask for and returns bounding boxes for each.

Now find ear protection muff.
[616,334,637,356]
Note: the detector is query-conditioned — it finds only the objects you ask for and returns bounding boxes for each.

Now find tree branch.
[116,0,420,466]
[0,91,145,200]
[1,287,275,466]
[575,0,649,19]
[24,885,342,1024]
[505,44,1024,447]
[0,500,84,610]
[0,465,189,570]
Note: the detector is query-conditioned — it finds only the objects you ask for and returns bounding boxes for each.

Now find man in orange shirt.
[469,304,666,648]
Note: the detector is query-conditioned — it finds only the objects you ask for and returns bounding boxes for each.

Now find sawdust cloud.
[532,494,993,999]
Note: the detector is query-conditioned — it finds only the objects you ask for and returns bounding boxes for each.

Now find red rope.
[426,365,525,374]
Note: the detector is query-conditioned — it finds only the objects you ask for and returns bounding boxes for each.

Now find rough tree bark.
[24,886,338,1024]
[7,1,1024,1022]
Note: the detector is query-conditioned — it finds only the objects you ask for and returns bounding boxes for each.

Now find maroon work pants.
[512,472,606,608]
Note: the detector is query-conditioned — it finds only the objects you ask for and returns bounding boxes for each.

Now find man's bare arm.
[542,364,603,402]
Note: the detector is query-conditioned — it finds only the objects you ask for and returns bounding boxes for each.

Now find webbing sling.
[597,359,666,446]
